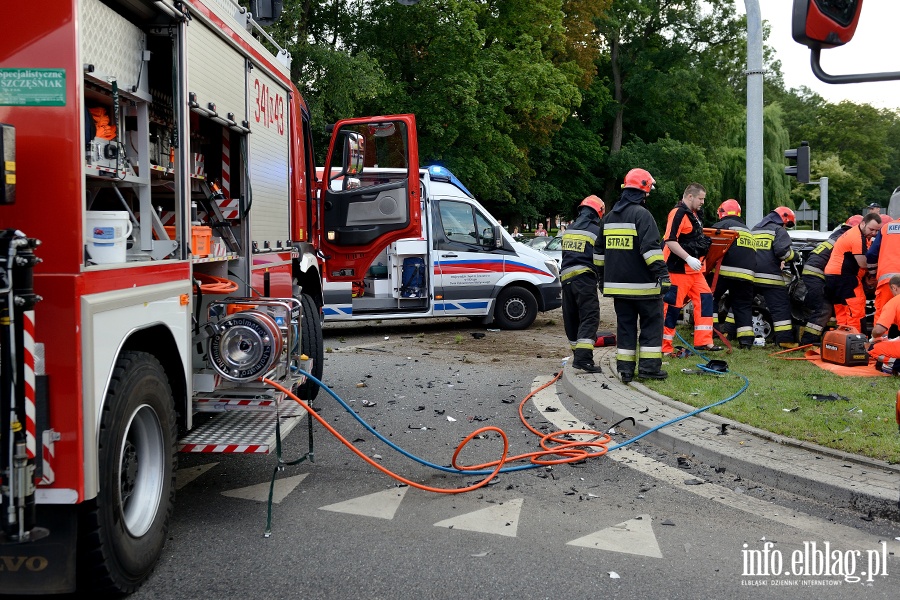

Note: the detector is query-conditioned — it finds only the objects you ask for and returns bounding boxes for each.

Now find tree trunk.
[610,34,624,156]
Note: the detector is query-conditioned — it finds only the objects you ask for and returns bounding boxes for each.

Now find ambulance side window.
[438,201,476,247]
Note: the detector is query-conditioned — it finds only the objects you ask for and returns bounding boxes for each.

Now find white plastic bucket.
[85,211,133,264]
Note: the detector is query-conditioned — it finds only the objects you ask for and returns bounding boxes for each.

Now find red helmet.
[580,195,605,217]
[775,206,795,228]
[622,168,655,193]
[717,199,741,219]
[844,214,863,228]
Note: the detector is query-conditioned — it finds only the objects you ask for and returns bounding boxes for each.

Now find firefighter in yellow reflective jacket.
[561,195,605,372]
[751,207,798,348]
[599,169,670,383]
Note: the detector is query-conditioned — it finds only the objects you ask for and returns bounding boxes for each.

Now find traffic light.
[785,141,810,184]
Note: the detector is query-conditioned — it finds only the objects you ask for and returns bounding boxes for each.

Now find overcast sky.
[736,0,900,109]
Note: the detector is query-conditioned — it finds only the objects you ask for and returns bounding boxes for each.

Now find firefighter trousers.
[662,270,713,353]
[800,275,832,345]
[614,297,663,376]
[562,273,600,365]
[755,284,794,344]
[713,276,754,346]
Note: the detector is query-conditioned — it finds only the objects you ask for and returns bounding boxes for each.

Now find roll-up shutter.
[247,67,290,247]
[186,20,246,125]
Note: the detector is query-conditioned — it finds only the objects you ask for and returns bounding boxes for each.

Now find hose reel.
[205,298,301,383]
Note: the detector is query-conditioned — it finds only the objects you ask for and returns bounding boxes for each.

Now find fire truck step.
[178,403,307,454]
[192,391,288,413]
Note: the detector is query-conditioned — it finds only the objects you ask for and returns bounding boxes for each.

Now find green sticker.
[0,69,66,106]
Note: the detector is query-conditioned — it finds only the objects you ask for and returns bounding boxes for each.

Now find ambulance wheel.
[79,351,176,594]
[494,285,538,330]
[296,293,324,401]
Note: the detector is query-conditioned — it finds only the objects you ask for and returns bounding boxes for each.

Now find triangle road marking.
[319,486,409,520]
[175,461,218,490]
[221,473,309,504]
[433,498,523,537]
[567,514,663,558]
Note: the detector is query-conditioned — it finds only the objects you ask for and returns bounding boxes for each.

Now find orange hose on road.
[263,369,612,494]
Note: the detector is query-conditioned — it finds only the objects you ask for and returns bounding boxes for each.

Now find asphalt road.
[132,317,900,599]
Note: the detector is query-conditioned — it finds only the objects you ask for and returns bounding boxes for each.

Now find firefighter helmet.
[622,168,655,193]
[775,206,796,228]
[580,195,605,217]
[844,214,863,228]
[717,199,741,219]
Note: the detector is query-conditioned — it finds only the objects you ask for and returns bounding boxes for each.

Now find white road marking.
[175,462,218,490]
[220,474,309,504]
[433,498,524,537]
[567,514,663,558]
[319,486,409,519]
[535,378,900,557]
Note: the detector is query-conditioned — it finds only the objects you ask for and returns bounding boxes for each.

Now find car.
[522,236,553,251]
[539,235,563,264]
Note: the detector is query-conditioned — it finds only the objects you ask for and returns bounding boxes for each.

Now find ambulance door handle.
[441,253,458,258]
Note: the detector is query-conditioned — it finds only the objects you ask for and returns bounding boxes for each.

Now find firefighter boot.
[637,368,668,380]
[572,349,602,373]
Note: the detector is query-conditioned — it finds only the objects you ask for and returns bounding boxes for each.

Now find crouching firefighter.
[599,169,670,383]
[711,199,757,349]
[752,207,798,348]
[561,195,606,372]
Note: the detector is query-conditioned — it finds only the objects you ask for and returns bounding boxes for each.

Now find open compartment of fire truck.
[80,0,248,269]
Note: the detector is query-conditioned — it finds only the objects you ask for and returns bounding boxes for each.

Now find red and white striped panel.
[222,128,231,197]
[41,430,55,485]
[179,444,268,453]
[23,310,36,460]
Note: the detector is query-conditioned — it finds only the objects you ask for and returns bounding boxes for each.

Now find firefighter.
[661,183,719,354]
[599,168,670,383]
[824,213,882,332]
[561,195,606,373]
[752,207,799,348]
[798,215,863,345]
[710,199,756,349]
[865,214,900,326]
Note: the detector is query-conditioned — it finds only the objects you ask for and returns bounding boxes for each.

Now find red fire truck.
[0,0,421,594]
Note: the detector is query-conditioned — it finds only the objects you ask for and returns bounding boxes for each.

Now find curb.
[560,350,900,520]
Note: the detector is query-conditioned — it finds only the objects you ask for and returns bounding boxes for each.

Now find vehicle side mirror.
[792,0,863,48]
[492,225,503,248]
[343,132,364,176]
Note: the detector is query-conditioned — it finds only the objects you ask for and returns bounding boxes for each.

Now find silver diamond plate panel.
[178,401,307,451]
[80,0,146,92]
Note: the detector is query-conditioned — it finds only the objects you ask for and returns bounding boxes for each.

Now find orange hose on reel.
[195,272,239,294]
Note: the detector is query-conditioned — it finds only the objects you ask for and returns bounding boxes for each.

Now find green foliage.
[265,0,900,227]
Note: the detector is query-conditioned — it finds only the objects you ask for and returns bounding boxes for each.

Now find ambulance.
[320,164,562,330]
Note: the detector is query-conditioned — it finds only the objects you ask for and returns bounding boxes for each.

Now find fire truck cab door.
[320,115,421,281]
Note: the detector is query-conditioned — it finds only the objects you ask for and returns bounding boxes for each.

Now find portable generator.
[821,326,869,366]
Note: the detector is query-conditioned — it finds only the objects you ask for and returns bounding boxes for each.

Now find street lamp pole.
[744,0,764,228]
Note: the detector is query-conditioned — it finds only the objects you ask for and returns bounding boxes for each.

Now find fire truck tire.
[78,351,176,594]
[494,285,538,330]
[296,293,324,401]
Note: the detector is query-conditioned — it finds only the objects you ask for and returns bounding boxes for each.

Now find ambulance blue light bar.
[427,165,474,198]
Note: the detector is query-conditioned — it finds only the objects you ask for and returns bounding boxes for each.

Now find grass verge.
[640,326,900,464]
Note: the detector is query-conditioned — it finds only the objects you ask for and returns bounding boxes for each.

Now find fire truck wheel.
[79,351,176,594]
[494,285,538,330]
[296,293,324,401]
